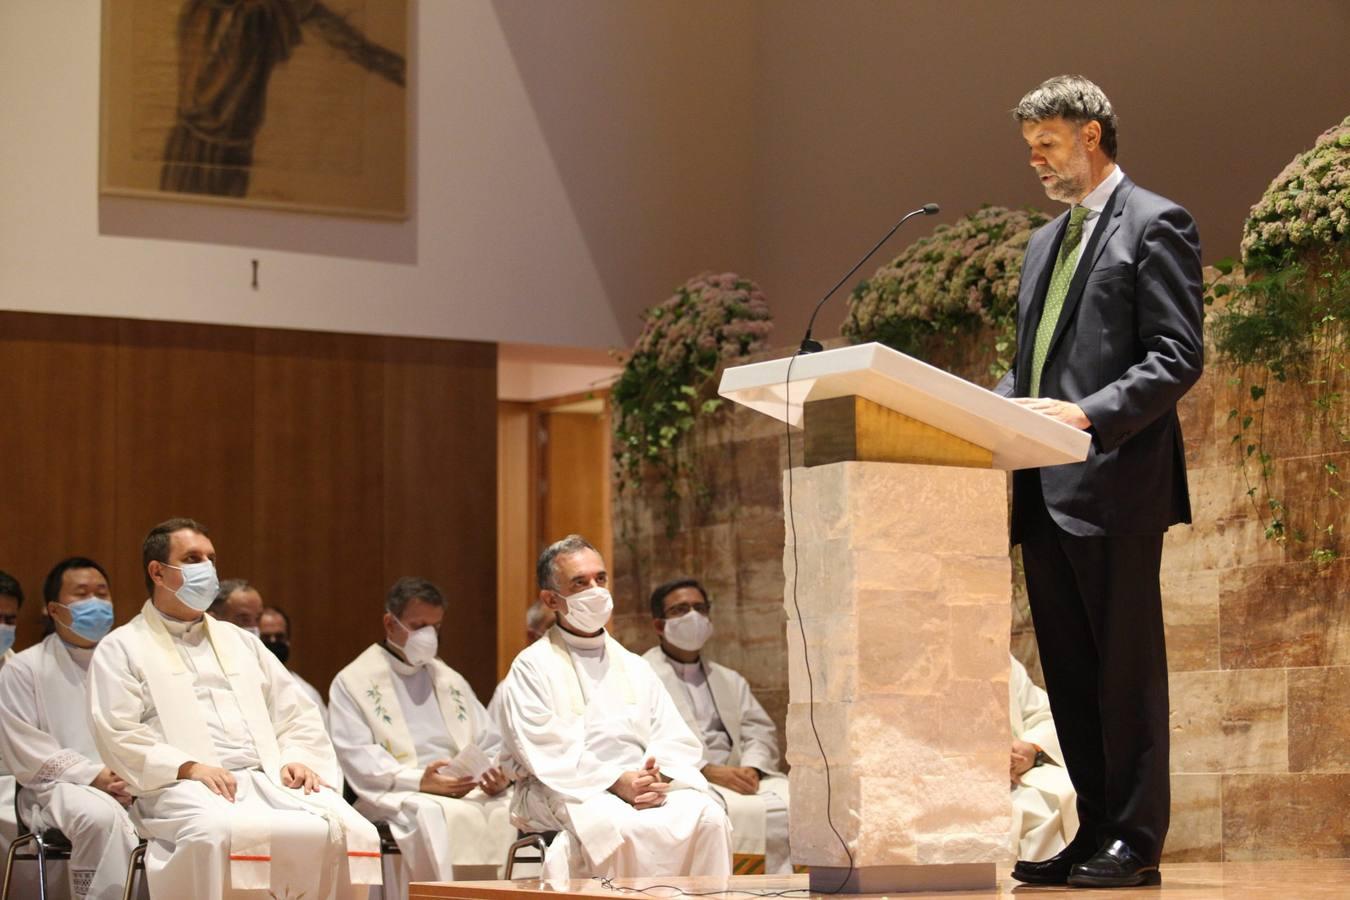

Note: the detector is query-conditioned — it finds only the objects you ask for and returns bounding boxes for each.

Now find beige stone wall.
[611,328,1349,862]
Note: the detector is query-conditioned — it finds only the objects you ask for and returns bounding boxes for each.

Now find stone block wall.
[611,321,1349,862]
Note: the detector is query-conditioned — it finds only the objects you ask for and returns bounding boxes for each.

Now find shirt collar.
[155,605,206,637]
[557,625,606,651]
[1078,164,1125,216]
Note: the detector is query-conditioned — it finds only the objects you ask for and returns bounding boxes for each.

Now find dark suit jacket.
[994,176,1204,539]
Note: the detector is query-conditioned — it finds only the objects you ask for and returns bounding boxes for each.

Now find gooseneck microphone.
[798,202,941,353]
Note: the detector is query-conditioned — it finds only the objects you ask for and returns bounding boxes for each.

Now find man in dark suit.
[994,75,1203,888]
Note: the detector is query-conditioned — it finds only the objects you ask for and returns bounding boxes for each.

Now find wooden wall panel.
[0,312,120,645]
[113,320,257,619]
[251,330,386,699]
[383,338,498,699]
[0,311,498,695]
[496,402,536,681]
[543,410,613,565]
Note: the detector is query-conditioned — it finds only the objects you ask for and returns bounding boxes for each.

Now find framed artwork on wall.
[100,0,408,219]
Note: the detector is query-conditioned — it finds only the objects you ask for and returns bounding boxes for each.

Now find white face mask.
[0,623,15,655]
[561,586,612,634]
[662,610,713,653]
[391,616,439,667]
[162,560,219,612]
[244,625,262,638]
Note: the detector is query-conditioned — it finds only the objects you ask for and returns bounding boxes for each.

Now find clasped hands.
[177,760,327,802]
[420,760,511,798]
[1010,739,1038,786]
[91,767,134,808]
[702,763,760,795]
[609,756,670,809]
[1013,397,1091,430]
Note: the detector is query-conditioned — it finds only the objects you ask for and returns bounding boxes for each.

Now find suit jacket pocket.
[1085,261,1132,285]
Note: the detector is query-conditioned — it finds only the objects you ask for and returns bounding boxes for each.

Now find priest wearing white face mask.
[0,557,140,900]
[211,581,329,727]
[88,518,381,900]
[496,535,733,880]
[329,576,516,893]
[641,579,792,875]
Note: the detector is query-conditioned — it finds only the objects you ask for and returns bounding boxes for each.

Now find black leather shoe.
[1067,839,1161,888]
[1010,841,1096,885]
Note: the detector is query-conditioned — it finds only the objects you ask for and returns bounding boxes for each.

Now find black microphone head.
[921,203,940,215]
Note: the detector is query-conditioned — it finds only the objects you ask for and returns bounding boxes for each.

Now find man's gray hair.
[525,600,553,632]
[209,577,251,614]
[1013,75,1118,159]
[385,576,445,618]
[536,534,599,592]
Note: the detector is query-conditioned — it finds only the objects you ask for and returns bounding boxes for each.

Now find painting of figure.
[101,0,408,219]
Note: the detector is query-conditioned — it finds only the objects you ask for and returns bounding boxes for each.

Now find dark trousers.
[1016,473,1171,863]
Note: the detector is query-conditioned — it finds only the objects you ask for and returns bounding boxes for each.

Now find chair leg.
[34,834,50,900]
[504,835,548,880]
[122,842,148,900]
[2,834,37,900]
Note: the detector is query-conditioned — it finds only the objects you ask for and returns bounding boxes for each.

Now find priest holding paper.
[496,535,733,880]
[641,578,792,874]
[329,576,516,891]
[88,518,381,900]
[0,557,140,900]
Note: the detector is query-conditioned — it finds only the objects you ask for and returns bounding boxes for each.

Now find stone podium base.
[809,863,996,894]
[784,461,1013,889]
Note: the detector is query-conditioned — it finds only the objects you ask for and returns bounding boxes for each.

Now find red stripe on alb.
[348,851,381,858]
[229,854,271,862]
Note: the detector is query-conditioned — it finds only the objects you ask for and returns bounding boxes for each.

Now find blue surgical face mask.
[64,599,114,642]
[0,623,15,655]
[162,561,219,612]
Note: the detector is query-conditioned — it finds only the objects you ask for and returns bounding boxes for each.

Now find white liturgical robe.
[1009,655,1078,860]
[642,646,791,873]
[88,601,381,900]
[330,644,516,892]
[496,626,732,880]
[0,649,19,862]
[0,634,141,900]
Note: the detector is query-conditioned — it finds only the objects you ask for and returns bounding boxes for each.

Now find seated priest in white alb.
[1009,654,1078,861]
[330,576,516,892]
[211,582,330,726]
[88,518,380,900]
[642,578,792,874]
[0,557,141,900]
[496,535,733,880]
[0,569,25,871]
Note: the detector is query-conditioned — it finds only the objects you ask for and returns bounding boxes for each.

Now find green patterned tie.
[1029,205,1090,397]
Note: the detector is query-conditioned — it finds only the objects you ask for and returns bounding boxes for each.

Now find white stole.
[36,635,101,763]
[135,603,380,888]
[335,644,474,795]
[646,652,742,762]
[538,628,645,864]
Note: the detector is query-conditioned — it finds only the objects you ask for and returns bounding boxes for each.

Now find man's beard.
[1037,144,1091,203]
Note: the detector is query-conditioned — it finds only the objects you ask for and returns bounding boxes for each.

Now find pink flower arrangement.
[613,272,773,512]
[841,206,1049,371]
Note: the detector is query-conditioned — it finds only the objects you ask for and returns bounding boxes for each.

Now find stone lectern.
[718,342,1089,893]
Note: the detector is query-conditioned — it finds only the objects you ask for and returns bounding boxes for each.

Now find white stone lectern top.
[718,341,1090,470]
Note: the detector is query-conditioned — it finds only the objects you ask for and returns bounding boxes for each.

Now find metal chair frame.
[504,831,553,880]
[2,784,72,900]
[120,840,148,900]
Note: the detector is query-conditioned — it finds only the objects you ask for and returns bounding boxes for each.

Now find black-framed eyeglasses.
[663,601,710,619]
